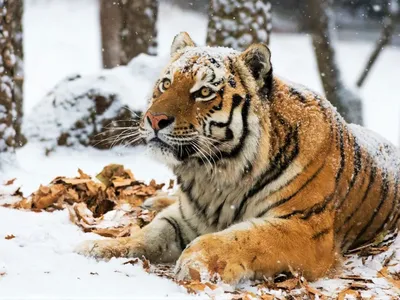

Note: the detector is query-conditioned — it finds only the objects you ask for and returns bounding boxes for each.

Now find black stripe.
[211,94,251,161]
[209,201,225,227]
[250,128,299,197]
[279,121,347,220]
[161,217,186,250]
[206,95,246,156]
[227,57,235,75]
[178,200,200,236]
[232,121,299,222]
[228,76,236,88]
[336,136,362,209]
[212,100,223,111]
[181,179,210,221]
[208,94,242,141]
[353,170,390,245]
[301,120,347,219]
[261,67,274,98]
[373,174,398,237]
[209,57,220,68]
[340,163,376,247]
[181,179,201,212]
[312,228,331,240]
[335,157,370,233]
[256,160,326,218]
[289,87,306,103]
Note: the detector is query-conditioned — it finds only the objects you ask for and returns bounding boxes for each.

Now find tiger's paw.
[75,237,144,260]
[174,235,250,284]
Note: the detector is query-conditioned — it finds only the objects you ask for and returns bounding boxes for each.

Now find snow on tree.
[0,0,25,163]
[307,0,364,125]
[24,54,167,152]
[207,0,272,51]
[100,0,158,69]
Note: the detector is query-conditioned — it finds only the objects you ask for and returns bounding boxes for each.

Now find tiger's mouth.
[147,136,197,161]
[149,137,172,149]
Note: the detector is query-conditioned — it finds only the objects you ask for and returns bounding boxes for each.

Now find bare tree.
[0,0,25,161]
[207,0,272,51]
[308,0,363,125]
[100,0,158,69]
[357,0,399,88]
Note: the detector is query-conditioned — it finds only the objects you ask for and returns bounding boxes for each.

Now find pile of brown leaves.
[4,164,174,238]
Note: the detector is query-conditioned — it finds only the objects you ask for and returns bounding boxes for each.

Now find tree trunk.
[0,0,25,159]
[308,0,363,125]
[207,0,272,51]
[100,0,158,69]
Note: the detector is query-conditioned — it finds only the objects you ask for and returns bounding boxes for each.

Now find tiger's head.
[140,32,273,171]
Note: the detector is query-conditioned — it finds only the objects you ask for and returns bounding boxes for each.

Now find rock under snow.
[24,54,168,151]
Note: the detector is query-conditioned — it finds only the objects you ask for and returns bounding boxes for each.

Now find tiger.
[77,32,400,283]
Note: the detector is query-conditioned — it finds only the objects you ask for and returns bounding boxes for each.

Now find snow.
[350,123,400,177]
[1,0,400,298]
[0,207,194,299]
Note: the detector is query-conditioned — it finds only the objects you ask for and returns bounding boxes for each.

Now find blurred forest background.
[0,0,399,165]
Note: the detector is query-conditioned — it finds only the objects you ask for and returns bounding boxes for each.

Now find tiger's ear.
[240,43,273,95]
[171,32,196,56]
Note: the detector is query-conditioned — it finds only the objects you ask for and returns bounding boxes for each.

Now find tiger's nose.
[145,112,175,131]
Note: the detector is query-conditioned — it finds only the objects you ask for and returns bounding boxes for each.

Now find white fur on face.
[147,143,181,167]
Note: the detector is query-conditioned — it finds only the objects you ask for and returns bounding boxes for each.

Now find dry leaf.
[60,178,92,185]
[92,227,126,238]
[12,187,23,197]
[78,169,91,179]
[112,177,133,188]
[123,259,140,265]
[232,292,257,300]
[260,294,274,300]
[378,266,400,289]
[350,282,368,290]
[276,277,300,290]
[12,197,32,209]
[182,281,208,294]
[142,257,151,273]
[4,234,15,240]
[189,268,201,281]
[339,275,373,283]
[337,288,362,300]
[168,179,174,189]
[4,178,16,186]
[96,164,126,187]
[207,255,227,277]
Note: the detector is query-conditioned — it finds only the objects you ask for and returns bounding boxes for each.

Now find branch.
[356,15,396,88]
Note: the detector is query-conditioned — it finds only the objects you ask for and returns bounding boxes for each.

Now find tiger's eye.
[163,79,171,90]
[201,87,211,97]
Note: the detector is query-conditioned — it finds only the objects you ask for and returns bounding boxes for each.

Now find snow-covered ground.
[1,0,400,298]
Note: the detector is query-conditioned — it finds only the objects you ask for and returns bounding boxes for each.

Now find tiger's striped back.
[255,77,400,252]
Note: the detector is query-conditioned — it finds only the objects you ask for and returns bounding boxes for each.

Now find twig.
[357,10,397,87]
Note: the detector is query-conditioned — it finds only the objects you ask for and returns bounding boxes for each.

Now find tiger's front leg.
[76,203,198,263]
[175,217,339,283]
